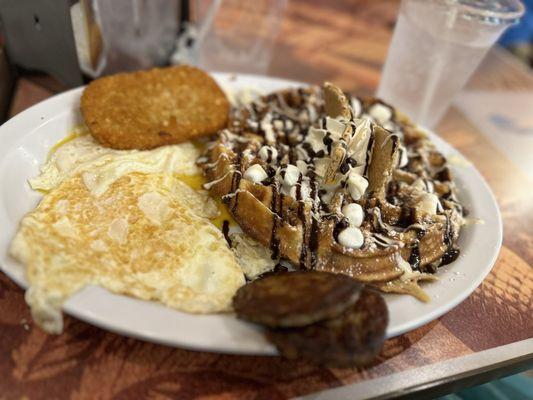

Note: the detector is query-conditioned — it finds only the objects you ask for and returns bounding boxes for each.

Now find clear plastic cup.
[194,0,287,75]
[377,0,525,128]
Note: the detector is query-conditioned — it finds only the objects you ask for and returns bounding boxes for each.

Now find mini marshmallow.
[273,119,284,130]
[338,227,364,249]
[369,103,392,125]
[347,172,368,200]
[305,127,328,153]
[398,145,408,168]
[261,114,276,144]
[413,178,435,194]
[242,148,253,159]
[247,120,259,130]
[289,181,311,201]
[283,164,300,187]
[351,97,362,117]
[286,119,294,130]
[325,117,346,139]
[307,105,317,122]
[342,203,364,227]
[412,178,426,191]
[243,164,268,183]
[416,193,439,215]
[383,121,396,132]
[296,160,308,175]
[258,146,278,162]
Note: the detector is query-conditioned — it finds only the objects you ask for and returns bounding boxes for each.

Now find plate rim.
[0,72,503,355]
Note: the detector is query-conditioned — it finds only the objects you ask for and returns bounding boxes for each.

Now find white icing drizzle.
[199,85,463,276]
[372,232,403,248]
[202,152,229,169]
[203,170,234,190]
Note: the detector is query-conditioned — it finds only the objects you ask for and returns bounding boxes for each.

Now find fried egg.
[30,130,201,196]
[10,130,247,333]
[11,172,245,333]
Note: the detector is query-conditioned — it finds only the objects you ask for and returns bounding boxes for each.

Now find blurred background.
[1,0,531,120]
[2,0,532,177]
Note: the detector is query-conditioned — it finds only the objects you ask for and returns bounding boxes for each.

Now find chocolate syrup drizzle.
[229,154,243,213]
[222,220,232,246]
[269,183,282,260]
[408,228,426,270]
[296,174,308,267]
[203,87,462,275]
[440,214,460,266]
[363,127,375,176]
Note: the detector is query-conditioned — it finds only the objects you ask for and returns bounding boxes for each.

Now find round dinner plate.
[0,73,502,355]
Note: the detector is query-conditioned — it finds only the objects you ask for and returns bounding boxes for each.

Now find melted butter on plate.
[35,129,234,230]
[175,173,236,229]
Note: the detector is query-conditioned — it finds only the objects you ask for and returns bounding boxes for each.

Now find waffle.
[201,84,464,299]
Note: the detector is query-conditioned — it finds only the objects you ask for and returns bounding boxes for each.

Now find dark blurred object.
[0,40,16,122]
[76,0,181,77]
[499,0,533,68]
[0,0,187,87]
[0,0,83,88]
[0,0,191,124]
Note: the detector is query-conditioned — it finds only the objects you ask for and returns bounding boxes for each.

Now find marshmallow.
[398,145,408,168]
[416,193,439,215]
[342,203,364,227]
[351,97,362,117]
[258,146,278,162]
[243,164,268,183]
[338,227,364,249]
[305,127,327,153]
[325,117,346,139]
[283,164,300,187]
[289,181,311,201]
[413,178,435,193]
[260,114,276,144]
[368,103,392,125]
[296,160,308,175]
[307,104,317,122]
[412,178,426,191]
[273,119,284,130]
[383,121,396,132]
[347,172,368,200]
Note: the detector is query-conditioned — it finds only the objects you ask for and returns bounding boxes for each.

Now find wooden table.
[1,1,532,399]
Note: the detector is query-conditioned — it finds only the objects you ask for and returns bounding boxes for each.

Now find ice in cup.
[377,0,524,128]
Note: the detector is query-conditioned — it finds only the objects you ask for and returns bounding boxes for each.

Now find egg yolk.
[175,173,235,229]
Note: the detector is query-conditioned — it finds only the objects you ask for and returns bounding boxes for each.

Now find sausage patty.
[233,271,362,328]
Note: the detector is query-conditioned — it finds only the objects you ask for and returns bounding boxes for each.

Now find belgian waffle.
[200,83,464,300]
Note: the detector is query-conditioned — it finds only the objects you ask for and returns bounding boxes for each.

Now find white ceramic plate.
[0,73,502,355]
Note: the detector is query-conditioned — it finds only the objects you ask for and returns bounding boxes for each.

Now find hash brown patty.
[81,66,230,150]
